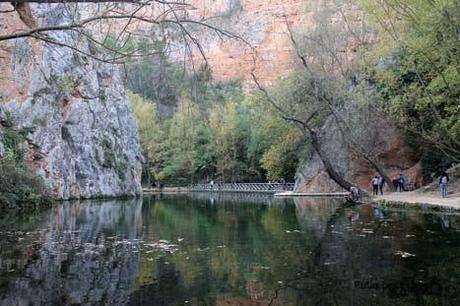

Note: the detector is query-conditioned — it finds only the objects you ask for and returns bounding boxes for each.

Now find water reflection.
[0,199,143,305]
[0,195,459,305]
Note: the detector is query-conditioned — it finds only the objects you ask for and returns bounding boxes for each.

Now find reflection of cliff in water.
[2,196,459,305]
[0,199,143,306]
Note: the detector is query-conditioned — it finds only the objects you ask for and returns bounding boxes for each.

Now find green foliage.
[244,91,305,182]
[129,91,161,162]
[159,98,204,182]
[0,115,49,209]
[125,36,304,184]
[261,129,302,182]
[129,71,303,184]
[360,0,460,165]
[208,99,247,181]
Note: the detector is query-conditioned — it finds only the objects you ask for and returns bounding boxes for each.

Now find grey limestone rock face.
[0,4,142,199]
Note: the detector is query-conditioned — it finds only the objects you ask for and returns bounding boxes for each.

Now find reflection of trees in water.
[2,196,460,305]
[0,198,143,306]
[156,192,290,206]
[133,196,353,305]
[133,196,314,305]
[272,204,460,305]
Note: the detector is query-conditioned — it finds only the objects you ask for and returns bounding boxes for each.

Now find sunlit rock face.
[0,4,142,199]
[187,0,362,89]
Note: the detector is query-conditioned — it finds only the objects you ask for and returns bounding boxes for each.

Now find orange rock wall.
[0,4,36,103]
[187,0,363,89]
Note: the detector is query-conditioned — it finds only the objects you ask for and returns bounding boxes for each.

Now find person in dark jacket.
[378,176,385,195]
[398,174,405,192]
[392,177,399,190]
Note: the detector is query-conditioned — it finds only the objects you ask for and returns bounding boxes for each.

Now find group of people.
[371,175,386,195]
[392,174,406,192]
[369,171,451,198]
[372,173,406,195]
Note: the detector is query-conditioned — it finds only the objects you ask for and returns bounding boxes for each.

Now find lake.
[1,193,460,305]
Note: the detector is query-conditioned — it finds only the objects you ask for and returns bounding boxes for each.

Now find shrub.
[0,118,50,210]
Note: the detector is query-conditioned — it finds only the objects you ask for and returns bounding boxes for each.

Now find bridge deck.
[274,192,350,198]
[143,184,351,197]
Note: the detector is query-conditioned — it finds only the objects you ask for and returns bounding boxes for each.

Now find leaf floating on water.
[254,265,270,270]
[143,241,179,253]
[394,251,416,258]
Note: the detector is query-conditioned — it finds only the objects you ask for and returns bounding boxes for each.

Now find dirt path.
[375,192,460,209]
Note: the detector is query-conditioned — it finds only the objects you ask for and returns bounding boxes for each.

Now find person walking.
[378,176,385,195]
[398,174,405,192]
[439,171,449,198]
[371,176,379,196]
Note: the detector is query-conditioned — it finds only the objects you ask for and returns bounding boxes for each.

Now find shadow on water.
[0,194,459,305]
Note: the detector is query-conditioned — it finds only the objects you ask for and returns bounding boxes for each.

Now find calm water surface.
[1,194,460,305]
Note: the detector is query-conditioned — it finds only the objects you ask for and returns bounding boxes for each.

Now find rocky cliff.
[295,106,423,193]
[0,4,142,199]
[189,0,362,88]
[188,0,421,191]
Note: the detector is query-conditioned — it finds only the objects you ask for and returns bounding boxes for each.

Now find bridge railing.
[189,183,295,193]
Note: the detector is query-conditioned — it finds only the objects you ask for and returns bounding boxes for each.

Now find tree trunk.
[309,130,354,191]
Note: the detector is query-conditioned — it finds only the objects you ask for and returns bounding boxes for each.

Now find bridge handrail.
[189,183,295,192]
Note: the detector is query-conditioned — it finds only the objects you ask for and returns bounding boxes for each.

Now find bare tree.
[252,0,396,192]
[1,1,245,65]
